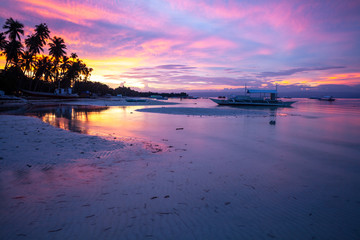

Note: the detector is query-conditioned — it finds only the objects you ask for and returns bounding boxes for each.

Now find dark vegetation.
[0,18,92,94]
[73,82,187,98]
[0,18,187,98]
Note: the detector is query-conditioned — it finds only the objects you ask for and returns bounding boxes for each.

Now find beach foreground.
[1,99,360,240]
[0,115,168,239]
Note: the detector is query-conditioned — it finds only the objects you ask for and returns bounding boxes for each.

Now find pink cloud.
[320,72,360,85]
[255,48,273,56]
[140,38,182,56]
[189,36,237,50]
[17,0,122,26]
[1,0,359,91]
[14,0,169,31]
[166,0,310,34]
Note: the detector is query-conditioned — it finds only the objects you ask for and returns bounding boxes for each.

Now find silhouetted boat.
[210,89,296,107]
[150,95,168,100]
[183,96,198,99]
[125,98,147,102]
[318,96,335,101]
[21,89,79,99]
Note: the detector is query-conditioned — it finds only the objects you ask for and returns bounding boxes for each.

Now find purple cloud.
[1,0,359,90]
[257,66,346,78]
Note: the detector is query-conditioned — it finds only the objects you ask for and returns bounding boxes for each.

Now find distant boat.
[125,98,147,102]
[183,96,198,99]
[150,95,168,100]
[21,89,78,99]
[318,96,335,101]
[210,89,296,107]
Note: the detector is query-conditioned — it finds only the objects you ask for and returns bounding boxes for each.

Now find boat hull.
[125,98,147,102]
[210,98,295,107]
[318,98,335,101]
[21,89,79,99]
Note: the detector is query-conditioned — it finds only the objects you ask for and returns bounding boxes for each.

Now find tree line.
[73,82,187,98]
[0,18,188,98]
[0,18,92,94]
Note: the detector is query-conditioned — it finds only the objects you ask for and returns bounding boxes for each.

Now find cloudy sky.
[1,0,360,92]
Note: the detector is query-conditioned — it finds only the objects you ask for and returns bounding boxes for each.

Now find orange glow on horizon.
[1,0,359,93]
[2,49,359,92]
[271,72,360,88]
[0,56,5,69]
[322,73,360,85]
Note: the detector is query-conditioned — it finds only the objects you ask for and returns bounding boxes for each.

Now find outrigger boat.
[210,88,296,107]
[21,88,79,99]
[318,96,335,101]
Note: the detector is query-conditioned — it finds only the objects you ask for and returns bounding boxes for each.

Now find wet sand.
[1,99,360,239]
[0,115,173,239]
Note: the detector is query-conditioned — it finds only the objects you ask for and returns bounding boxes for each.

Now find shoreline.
[0,114,174,239]
[0,97,177,112]
[0,115,127,168]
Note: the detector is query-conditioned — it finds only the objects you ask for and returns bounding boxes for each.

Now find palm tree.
[23,24,50,79]
[24,34,40,80]
[20,50,34,77]
[49,36,67,60]
[3,18,24,69]
[25,34,43,55]
[59,55,70,80]
[49,36,66,88]
[25,23,50,58]
[20,50,35,89]
[3,18,24,42]
[0,32,8,69]
[79,61,89,81]
[34,23,50,46]
[4,40,23,68]
[60,55,70,68]
[63,60,80,88]
[83,67,93,82]
[70,52,78,61]
[65,60,92,85]
[33,55,53,90]
[0,32,7,51]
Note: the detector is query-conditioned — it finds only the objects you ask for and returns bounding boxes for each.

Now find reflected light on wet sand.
[35,106,148,138]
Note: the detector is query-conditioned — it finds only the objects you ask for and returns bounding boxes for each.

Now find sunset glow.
[1,0,360,92]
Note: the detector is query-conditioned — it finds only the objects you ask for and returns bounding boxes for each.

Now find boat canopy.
[247,89,278,94]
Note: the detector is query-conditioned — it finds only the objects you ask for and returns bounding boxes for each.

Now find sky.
[1,0,360,93]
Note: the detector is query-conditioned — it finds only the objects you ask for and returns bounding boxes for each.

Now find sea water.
[2,98,360,239]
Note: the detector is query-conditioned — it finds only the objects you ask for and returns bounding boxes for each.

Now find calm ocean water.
[3,98,360,239]
[23,98,360,147]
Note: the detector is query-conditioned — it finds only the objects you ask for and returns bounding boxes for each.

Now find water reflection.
[1,98,360,239]
[216,105,279,124]
[12,98,360,142]
[25,105,109,134]
[21,105,151,139]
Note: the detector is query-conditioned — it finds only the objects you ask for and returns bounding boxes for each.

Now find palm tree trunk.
[4,59,9,70]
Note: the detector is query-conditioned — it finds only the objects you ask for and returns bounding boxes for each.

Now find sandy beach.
[0,114,173,239]
[1,98,360,240]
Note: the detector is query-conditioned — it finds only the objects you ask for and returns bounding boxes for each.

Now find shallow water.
[2,98,360,239]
